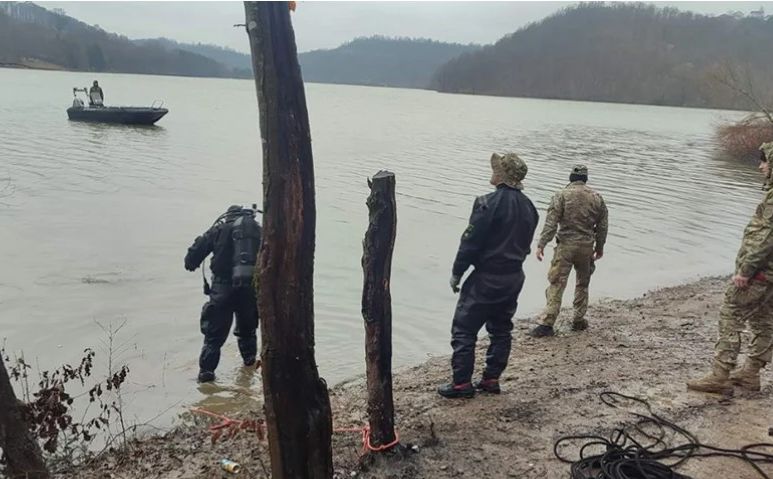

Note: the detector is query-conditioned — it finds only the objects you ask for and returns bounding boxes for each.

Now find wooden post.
[0,356,50,479]
[243,2,333,478]
[361,171,398,450]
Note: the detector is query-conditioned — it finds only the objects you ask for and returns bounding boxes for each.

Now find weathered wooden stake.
[362,170,398,450]
[0,356,50,479]
[244,2,333,478]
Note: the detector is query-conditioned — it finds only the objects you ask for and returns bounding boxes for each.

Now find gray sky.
[39,2,773,54]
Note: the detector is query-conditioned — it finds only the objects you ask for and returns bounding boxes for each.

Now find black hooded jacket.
[452,185,539,277]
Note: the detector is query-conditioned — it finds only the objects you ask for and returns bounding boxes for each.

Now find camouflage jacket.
[537,181,608,252]
[736,188,773,279]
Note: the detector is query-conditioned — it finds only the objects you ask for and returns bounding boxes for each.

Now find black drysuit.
[450,185,539,385]
[184,213,261,375]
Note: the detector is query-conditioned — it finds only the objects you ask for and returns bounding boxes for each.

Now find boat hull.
[67,106,168,125]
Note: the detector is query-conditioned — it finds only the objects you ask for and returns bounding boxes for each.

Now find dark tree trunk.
[243,2,333,478]
[361,171,398,450]
[0,356,50,479]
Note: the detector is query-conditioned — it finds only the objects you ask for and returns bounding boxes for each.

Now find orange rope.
[191,407,399,452]
[190,407,266,442]
[191,407,230,422]
[334,425,400,453]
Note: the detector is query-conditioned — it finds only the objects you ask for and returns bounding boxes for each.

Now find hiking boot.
[474,378,501,394]
[686,365,733,395]
[437,382,475,399]
[528,324,554,338]
[197,370,216,383]
[571,319,588,331]
[730,358,765,392]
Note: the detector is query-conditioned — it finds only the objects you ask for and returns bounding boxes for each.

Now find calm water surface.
[0,68,759,426]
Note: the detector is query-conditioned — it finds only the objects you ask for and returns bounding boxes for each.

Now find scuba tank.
[201,204,262,294]
[230,208,262,288]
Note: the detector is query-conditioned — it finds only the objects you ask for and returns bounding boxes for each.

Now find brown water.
[0,68,760,427]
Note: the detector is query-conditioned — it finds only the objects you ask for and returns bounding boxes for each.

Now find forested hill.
[298,36,480,88]
[134,38,252,78]
[5,0,773,110]
[0,2,237,78]
[430,3,773,110]
[141,36,480,88]
[1,1,479,88]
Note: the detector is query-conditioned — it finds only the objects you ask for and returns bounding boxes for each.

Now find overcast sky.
[38,2,773,54]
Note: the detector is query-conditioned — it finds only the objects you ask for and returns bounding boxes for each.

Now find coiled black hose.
[554,392,773,479]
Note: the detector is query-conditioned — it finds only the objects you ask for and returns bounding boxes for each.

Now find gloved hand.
[450,275,461,293]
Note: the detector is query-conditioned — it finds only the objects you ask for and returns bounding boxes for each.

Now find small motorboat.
[66,87,168,125]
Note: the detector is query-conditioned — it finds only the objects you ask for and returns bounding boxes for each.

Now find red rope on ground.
[334,425,400,453]
[190,407,266,443]
[191,407,399,452]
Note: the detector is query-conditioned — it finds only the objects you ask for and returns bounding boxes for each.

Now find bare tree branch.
[711,61,773,125]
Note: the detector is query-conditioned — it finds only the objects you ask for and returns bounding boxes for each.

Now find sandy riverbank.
[67,276,772,479]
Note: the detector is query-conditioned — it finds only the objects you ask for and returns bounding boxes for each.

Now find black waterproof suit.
[450,185,539,384]
[185,210,261,377]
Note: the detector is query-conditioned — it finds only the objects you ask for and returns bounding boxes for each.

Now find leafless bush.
[1,328,130,475]
[716,114,773,162]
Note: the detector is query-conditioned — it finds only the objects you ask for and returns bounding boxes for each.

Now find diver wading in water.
[185,205,262,383]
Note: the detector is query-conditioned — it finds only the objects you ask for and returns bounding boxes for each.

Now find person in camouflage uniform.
[687,142,773,394]
[438,153,539,399]
[529,165,608,337]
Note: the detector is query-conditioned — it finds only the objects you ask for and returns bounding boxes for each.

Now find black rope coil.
[554,392,773,479]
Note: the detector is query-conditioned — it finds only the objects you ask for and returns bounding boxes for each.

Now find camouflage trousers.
[714,280,773,370]
[539,243,595,327]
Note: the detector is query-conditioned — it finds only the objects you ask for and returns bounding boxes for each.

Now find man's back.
[453,185,539,276]
[477,187,539,272]
[184,210,262,282]
[89,85,104,106]
[541,181,607,248]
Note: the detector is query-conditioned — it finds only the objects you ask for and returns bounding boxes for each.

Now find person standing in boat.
[89,80,104,107]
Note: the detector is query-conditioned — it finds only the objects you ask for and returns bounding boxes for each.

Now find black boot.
[437,382,475,399]
[197,370,216,383]
[528,324,554,338]
[474,378,501,394]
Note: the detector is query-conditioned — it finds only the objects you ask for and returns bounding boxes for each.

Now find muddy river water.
[0,68,760,425]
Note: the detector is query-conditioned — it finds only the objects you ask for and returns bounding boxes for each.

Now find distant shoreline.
[0,63,752,114]
[0,62,38,70]
[1,59,64,71]
[0,63,249,80]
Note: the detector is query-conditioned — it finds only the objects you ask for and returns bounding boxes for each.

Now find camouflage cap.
[760,142,773,162]
[572,164,588,176]
[491,153,527,189]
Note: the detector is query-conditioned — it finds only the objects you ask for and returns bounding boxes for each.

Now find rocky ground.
[67,276,772,479]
